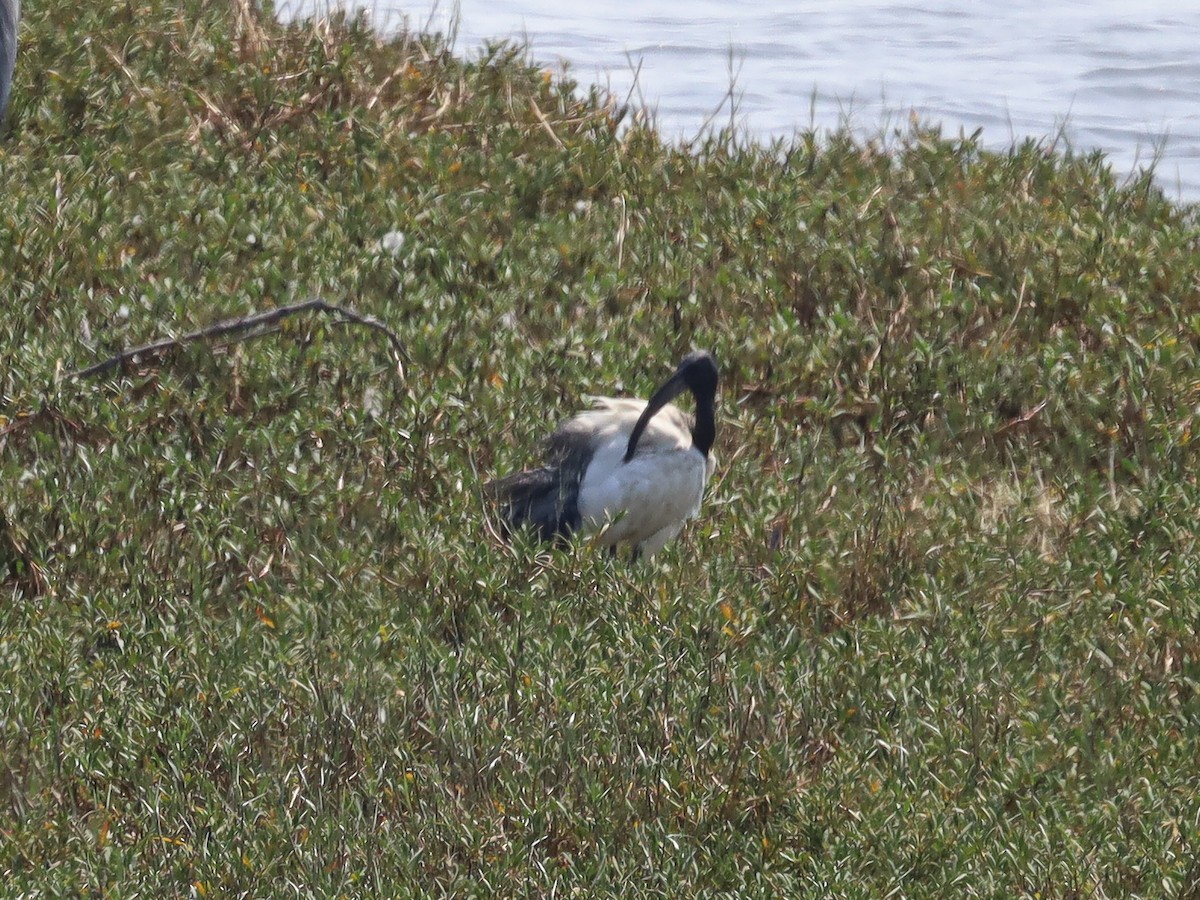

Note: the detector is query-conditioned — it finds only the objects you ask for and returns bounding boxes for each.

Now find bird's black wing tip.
[488,465,582,544]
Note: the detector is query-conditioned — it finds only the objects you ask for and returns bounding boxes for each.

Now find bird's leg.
[629,545,643,564]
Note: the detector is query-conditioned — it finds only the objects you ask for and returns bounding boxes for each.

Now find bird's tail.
[487,466,581,543]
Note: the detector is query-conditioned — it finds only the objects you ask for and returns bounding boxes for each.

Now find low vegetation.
[2,0,1199,894]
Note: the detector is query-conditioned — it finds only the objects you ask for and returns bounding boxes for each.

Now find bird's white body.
[568,398,716,556]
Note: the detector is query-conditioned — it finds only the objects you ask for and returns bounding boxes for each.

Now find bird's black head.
[675,350,719,398]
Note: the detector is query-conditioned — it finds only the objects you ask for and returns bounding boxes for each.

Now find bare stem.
[65,298,407,380]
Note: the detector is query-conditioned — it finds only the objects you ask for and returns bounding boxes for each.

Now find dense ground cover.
[2,0,1200,894]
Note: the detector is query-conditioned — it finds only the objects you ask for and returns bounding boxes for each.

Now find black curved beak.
[623,372,689,463]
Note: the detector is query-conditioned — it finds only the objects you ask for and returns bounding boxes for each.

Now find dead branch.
[862,291,910,376]
[528,97,566,150]
[66,298,407,380]
[0,406,84,440]
[994,398,1049,436]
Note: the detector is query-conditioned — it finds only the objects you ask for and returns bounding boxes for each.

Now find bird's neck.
[691,391,716,457]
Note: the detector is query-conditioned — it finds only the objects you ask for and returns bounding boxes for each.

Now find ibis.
[490,350,719,558]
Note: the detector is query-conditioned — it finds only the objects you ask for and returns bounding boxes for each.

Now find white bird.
[490,350,719,558]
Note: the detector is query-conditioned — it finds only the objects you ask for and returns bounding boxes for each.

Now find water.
[278,1,1200,202]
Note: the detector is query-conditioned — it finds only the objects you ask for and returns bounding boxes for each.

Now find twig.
[718,689,757,822]
[528,97,566,150]
[997,273,1028,347]
[995,398,1048,436]
[862,291,910,376]
[0,407,85,442]
[66,298,407,380]
[613,195,628,271]
[103,46,155,105]
[367,50,414,112]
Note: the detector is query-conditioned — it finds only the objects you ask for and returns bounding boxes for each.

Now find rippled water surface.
[280,1,1200,201]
